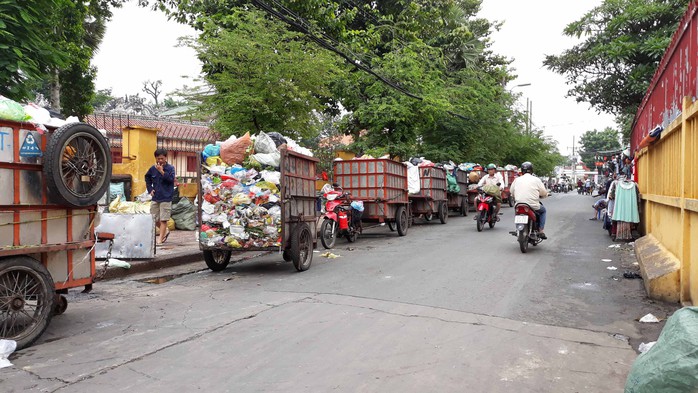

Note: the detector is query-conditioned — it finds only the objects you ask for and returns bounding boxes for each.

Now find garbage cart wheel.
[438,202,448,224]
[203,250,232,272]
[282,250,292,262]
[395,206,408,236]
[291,223,313,272]
[460,197,467,216]
[387,221,396,231]
[424,212,433,221]
[44,123,112,207]
[508,195,514,207]
[0,256,56,350]
[319,219,337,249]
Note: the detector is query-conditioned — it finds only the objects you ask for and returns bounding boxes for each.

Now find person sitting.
[477,163,504,220]
[510,162,549,239]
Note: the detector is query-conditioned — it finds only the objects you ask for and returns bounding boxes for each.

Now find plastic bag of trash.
[109,183,126,202]
[171,197,197,231]
[267,132,288,147]
[251,151,281,167]
[254,131,278,155]
[220,132,252,165]
[405,162,421,194]
[0,339,16,369]
[625,307,698,392]
[24,103,51,124]
[0,96,29,122]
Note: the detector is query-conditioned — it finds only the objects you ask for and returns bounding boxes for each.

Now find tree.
[544,0,690,139]
[91,88,115,110]
[0,0,67,100]
[185,9,343,138]
[142,80,163,107]
[578,128,622,168]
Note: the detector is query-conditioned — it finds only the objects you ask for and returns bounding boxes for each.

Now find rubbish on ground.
[639,313,661,323]
[602,259,613,262]
[0,340,16,369]
[609,244,621,248]
[607,266,618,270]
[624,271,643,279]
[320,252,340,259]
[638,341,656,354]
[346,247,355,251]
[107,258,131,269]
[625,307,698,391]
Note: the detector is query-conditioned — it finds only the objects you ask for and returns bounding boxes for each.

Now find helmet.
[486,163,497,170]
[521,162,533,174]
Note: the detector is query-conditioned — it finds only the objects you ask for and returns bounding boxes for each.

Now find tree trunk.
[50,69,61,113]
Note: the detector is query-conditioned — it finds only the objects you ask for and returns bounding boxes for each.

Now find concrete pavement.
[1,192,679,392]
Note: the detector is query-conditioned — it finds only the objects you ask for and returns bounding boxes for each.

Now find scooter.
[319,185,361,249]
[474,186,497,232]
[510,203,543,253]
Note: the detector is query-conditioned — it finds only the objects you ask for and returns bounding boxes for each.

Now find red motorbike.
[510,203,544,253]
[474,186,497,232]
[320,185,360,249]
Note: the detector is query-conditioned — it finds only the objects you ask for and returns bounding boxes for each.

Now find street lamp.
[510,83,532,134]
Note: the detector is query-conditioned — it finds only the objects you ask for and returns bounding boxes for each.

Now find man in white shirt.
[510,161,549,239]
[477,163,505,220]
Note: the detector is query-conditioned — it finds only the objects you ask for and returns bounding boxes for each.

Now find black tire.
[282,250,292,262]
[387,221,396,231]
[396,206,408,236]
[508,195,514,207]
[319,219,337,249]
[53,295,68,316]
[518,230,529,253]
[476,210,486,232]
[0,256,56,350]
[291,223,313,271]
[44,123,112,207]
[488,209,496,229]
[424,212,433,221]
[438,202,448,224]
[203,250,232,272]
[460,197,467,216]
[346,231,358,243]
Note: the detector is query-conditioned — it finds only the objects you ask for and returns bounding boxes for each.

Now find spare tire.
[43,123,112,207]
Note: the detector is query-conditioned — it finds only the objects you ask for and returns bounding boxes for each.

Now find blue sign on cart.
[19,133,42,157]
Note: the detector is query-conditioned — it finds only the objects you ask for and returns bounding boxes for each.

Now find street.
[2,193,676,392]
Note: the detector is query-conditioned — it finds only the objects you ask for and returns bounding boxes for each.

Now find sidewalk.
[98,230,202,280]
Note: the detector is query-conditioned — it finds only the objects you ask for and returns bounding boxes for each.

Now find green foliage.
[0,0,67,99]
[185,8,344,138]
[92,88,115,109]
[544,0,690,138]
[578,127,622,168]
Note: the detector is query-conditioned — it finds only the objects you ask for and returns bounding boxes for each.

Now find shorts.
[151,201,172,222]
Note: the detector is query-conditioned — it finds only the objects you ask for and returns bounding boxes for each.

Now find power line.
[249,0,472,121]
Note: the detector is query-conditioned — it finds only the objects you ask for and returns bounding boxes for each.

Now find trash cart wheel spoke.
[203,250,232,272]
[291,223,313,272]
[0,256,55,350]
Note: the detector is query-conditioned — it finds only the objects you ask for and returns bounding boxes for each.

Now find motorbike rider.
[510,161,549,239]
[477,163,504,220]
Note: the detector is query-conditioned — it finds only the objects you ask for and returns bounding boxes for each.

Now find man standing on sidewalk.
[145,148,176,244]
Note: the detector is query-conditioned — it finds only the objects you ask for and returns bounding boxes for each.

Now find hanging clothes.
[612,180,640,223]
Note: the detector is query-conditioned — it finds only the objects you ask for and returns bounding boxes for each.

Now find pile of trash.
[199,131,311,249]
[0,96,82,129]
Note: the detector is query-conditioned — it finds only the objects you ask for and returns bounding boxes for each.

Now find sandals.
[160,230,171,244]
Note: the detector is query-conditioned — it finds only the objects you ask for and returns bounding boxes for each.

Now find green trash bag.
[0,96,30,122]
[447,174,460,194]
[625,307,698,392]
[171,197,197,231]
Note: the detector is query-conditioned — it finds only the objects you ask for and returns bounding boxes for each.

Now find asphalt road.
[2,192,677,392]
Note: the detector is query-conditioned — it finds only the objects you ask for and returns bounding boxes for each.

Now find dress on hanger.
[612,180,640,223]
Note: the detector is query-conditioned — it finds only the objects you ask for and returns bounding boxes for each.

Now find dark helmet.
[521,161,533,174]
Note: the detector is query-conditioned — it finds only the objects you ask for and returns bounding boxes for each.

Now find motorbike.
[510,203,543,253]
[474,186,497,232]
[319,184,361,249]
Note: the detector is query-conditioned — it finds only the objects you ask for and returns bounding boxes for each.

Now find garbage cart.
[409,166,448,224]
[198,147,318,272]
[0,120,112,349]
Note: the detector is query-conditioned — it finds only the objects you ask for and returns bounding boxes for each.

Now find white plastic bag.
[24,103,51,124]
[254,132,278,155]
[0,339,16,369]
[251,151,281,167]
[405,163,421,194]
[261,170,281,185]
[136,191,152,203]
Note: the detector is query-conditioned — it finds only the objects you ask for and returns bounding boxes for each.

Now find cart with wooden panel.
[0,120,112,349]
[446,168,469,216]
[333,158,410,236]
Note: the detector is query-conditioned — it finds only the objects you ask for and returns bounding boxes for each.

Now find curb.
[99,250,203,281]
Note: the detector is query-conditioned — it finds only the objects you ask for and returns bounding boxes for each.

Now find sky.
[92,1,617,155]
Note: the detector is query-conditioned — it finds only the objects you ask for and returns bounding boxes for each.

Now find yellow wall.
[637,97,698,304]
[112,126,159,199]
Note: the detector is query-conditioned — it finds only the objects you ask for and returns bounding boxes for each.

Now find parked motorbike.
[510,203,544,253]
[474,186,497,232]
[319,185,361,249]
